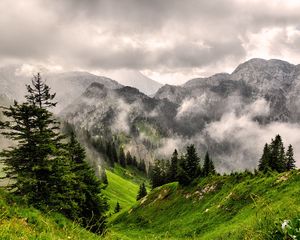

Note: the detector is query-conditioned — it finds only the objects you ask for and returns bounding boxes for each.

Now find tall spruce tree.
[136,182,147,200]
[119,147,126,167]
[0,73,64,204]
[0,74,108,234]
[285,144,296,171]
[258,143,271,172]
[269,135,285,172]
[184,144,200,179]
[168,149,178,182]
[66,132,108,233]
[203,151,215,177]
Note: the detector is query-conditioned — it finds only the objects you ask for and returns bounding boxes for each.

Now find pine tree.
[0,73,63,204]
[203,151,216,176]
[0,74,108,234]
[258,143,270,172]
[184,144,200,179]
[285,144,296,171]
[168,149,178,182]
[150,160,164,188]
[176,155,191,186]
[136,182,147,200]
[114,202,121,213]
[111,142,118,163]
[126,151,133,165]
[119,147,126,167]
[66,132,108,233]
[138,159,147,173]
[269,135,285,172]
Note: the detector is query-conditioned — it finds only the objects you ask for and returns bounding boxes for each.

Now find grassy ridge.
[108,171,300,239]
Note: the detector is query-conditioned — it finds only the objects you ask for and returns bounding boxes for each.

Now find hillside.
[107,170,300,239]
[103,165,150,215]
[0,189,100,240]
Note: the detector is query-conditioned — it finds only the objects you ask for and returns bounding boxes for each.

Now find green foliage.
[285,144,295,171]
[108,170,300,240]
[0,189,100,240]
[258,135,296,173]
[203,151,216,177]
[0,74,108,234]
[114,202,121,213]
[136,182,147,201]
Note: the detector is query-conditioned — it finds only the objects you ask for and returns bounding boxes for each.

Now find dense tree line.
[258,134,295,172]
[0,74,108,234]
[90,136,147,174]
[150,145,216,188]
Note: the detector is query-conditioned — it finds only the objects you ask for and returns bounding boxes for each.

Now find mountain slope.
[108,170,300,239]
[108,70,163,96]
[61,58,300,171]
[0,189,100,240]
[0,65,122,112]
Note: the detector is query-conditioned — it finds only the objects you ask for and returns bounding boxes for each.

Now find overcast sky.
[1,0,300,84]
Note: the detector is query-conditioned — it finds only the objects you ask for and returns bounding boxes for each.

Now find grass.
[102,164,150,216]
[0,189,101,240]
[106,170,300,239]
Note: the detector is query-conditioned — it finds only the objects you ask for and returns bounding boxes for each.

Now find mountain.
[60,82,181,162]
[106,69,163,96]
[0,65,122,112]
[62,58,300,171]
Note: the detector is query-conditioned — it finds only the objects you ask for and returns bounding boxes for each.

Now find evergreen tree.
[136,182,147,200]
[111,142,118,163]
[176,155,191,186]
[0,74,108,234]
[269,135,285,172]
[66,132,108,233]
[132,156,138,168]
[203,151,216,177]
[119,147,126,167]
[150,160,165,188]
[258,143,271,172]
[285,144,296,171]
[168,149,178,182]
[105,142,114,167]
[126,151,133,165]
[114,202,121,213]
[138,159,147,173]
[184,144,200,179]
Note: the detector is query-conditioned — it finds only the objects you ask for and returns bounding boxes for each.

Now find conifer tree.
[0,74,108,234]
[111,142,118,163]
[269,135,285,172]
[136,182,147,200]
[285,144,296,171]
[66,132,108,233]
[203,151,216,176]
[168,149,178,182]
[258,143,270,172]
[150,160,164,188]
[126,151,133,165]
[176,155,191,186]
[119,146,126,167]
[184,144,200,179]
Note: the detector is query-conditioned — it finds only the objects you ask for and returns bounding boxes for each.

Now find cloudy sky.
[1,0,300,84]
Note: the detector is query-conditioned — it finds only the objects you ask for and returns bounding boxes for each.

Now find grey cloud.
[1,0,300,79]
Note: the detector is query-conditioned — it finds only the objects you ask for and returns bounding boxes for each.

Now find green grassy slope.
[0,189,100,240]
[102,164,150,215]
[108,170,300,240]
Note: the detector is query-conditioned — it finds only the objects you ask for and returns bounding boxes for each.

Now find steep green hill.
[103,164,150,214]
[107,170,300,239]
